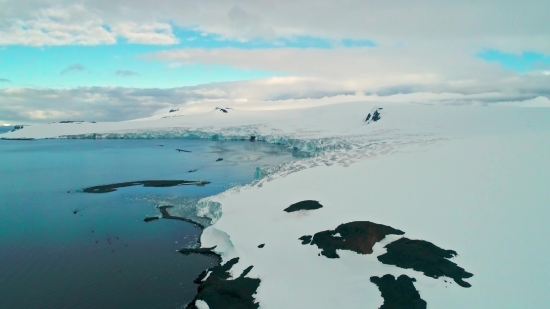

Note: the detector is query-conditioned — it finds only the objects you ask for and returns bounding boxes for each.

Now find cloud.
[145,45,509,85]
[111,22,178,45]
[0,5,116,46]
[60,63,85,75]
[0,5,177,46]
[1,72,548,124]
[0,1,548,52]
[0,78,11,83]
[115,70,139,77]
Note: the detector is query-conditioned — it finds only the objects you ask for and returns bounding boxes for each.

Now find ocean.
[0,137,294,308]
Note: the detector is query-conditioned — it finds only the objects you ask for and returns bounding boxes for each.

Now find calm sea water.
[0,137,293,309]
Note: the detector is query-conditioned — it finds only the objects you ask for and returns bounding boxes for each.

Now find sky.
[1,0,549,124]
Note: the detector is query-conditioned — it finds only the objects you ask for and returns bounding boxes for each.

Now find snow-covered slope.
[3,102,550,308]
[201,131,550,308]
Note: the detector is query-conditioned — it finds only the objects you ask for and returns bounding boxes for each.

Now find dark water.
[0,139,293,309]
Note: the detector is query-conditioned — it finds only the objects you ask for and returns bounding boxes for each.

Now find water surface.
[0,139,293,309]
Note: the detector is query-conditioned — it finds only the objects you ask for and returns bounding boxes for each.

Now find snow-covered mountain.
[3,102,550,308]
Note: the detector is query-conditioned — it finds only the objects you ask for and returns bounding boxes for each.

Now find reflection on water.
[0,139,294,309]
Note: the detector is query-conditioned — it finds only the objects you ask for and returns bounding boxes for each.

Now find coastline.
[3,103,550,308]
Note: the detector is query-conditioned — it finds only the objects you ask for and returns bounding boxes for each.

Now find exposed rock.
[0,137,34,140]
[179,246,219,258]
[258,244,265,248]
[365,107,383,123]
[300,221,404,258]
[158,205,205,229]
[370,274,427,309]
[284,200,323,213]
[187,258,260,309]
[10,125,26,132]
[377,238,473,287]
[298,236,312,245]
[143,216,159,222]
[82,180,210,193]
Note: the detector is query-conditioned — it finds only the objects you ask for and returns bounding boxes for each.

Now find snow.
[194,300,210,309]
[201,132,550,308]
[4,101,550,308]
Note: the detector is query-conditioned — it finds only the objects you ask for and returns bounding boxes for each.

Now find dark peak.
[365,106,383,123]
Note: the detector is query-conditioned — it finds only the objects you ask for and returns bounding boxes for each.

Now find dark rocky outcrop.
[377,238,473,287]
[215,107,228,113]
[158,206,205,229]
[365,107,383,123]
[216,158,223,162]
[298,235,313,245]
[284,200,323,213]
[187,258,261,309]
[176,149,192,152]
[179,246,220,258]
[169,109,179,113]
[0,137,34,140]
[258,244,265,248]
[10,125,26,132]
[82,180,210,193]
[370,274,427,309]
[143,216,159,222]
[250,136,256,142]
[372,110,381,121]
[300,221,404,258]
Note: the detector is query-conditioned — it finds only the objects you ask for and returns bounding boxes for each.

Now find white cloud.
[0,1,548,52]
[68,0,550,53]
[0,5,116,46]
[111,22,178,45]
[0,4,177,46]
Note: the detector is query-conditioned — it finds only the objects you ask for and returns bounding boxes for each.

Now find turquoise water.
[0,138,293,308]
[0,126,12,134]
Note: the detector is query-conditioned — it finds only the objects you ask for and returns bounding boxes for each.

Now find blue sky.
[1,27,545,90]
[0,28,376,89]
[478,50,550,73]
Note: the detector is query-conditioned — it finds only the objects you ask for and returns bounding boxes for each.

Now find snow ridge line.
[59,126,379,157]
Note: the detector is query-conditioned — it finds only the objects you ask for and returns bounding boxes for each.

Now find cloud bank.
[2,75,549,124]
